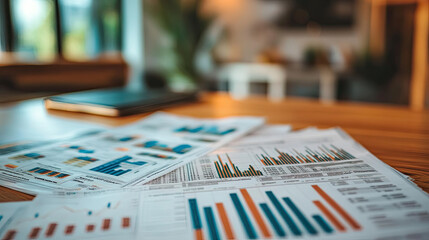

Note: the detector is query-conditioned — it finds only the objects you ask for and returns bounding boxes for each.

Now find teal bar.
[283,197,317,235]
[188,199,202,230]
[313,215,333,234]
[260,203,286,237]
[230,193,258,239]
[204,207,220,240]
[266,191,302,236]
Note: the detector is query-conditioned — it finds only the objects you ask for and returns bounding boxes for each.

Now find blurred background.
[0,0,428,109]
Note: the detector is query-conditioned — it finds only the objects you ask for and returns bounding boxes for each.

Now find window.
[60,0,121,61]
[0,0,126,95]
[11,0,57,61]
[1,0,122,61]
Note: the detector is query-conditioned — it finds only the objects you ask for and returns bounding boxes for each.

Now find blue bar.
[90,156,132,173]
[260,203,286,237]
[92,162,114,171]
[266,191,302,236]
[283,197,317,235]
[230,193,258,239]
[204,207,220,240]
[313,215,333,234]
[188,199,202,230]
[105,169,117,175]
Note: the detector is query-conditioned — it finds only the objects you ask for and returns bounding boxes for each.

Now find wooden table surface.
[1,92,429,202]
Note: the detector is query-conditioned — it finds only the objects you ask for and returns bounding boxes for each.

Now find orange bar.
[217,155,224,166]
[312,185,361,230]
[295,157,304,163]
[86,224,95,232]
[48,172,61,177]
[214,162,224,178]
[270,157,278,165]
[313,200,346,232]
[222,164,231,178]
[29,227,41,239]
[240,189,271,238]
[216,203,235,239]
[195,229,204,240]
[45,223,57,237]
[3,230,16,240]
[227,154,239,176]
[326,153,335,161]
[306,155,315,163]
[122,217,130,228]
[102,219,111,231]
[64,225,75,235]
[320,147,336,160]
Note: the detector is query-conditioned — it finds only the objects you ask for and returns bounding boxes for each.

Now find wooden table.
[1,92,429,202]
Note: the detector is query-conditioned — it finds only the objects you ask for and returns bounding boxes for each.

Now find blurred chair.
[219,63,339,103]
[219,63,286,101]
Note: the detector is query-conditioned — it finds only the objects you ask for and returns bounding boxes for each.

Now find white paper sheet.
[0,112,264,194]
[0,192,139,240]
[8,128,428,240]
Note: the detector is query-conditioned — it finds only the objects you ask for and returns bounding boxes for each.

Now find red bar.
[29,227,41,239]
[64,225,75,235]
[122,217,130,228]
[45,223,57,237]
[3,230,17,240]
[86,224,95,232]
[102,219,111,231]
[312,185,362,230]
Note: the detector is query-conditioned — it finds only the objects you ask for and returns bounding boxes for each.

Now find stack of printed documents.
[0,113,428,240]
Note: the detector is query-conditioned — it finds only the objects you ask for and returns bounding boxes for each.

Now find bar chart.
[0,193,138,240]
[258,144,356,166]
[90,156,147,176]
[135,140,194,154]
[63,156,98,167]
[213,154,263,179]
[63,145,95,154]
[185,184,361,240]
[175,125,236,136]
[137,152,177,160]
[9,153,45,161]
[27,167,70,179]
[105,135,140,142]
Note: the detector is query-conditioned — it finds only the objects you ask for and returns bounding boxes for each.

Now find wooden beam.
[370,0,426,5]
[410,1,429,110]
[370,0,386,56]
